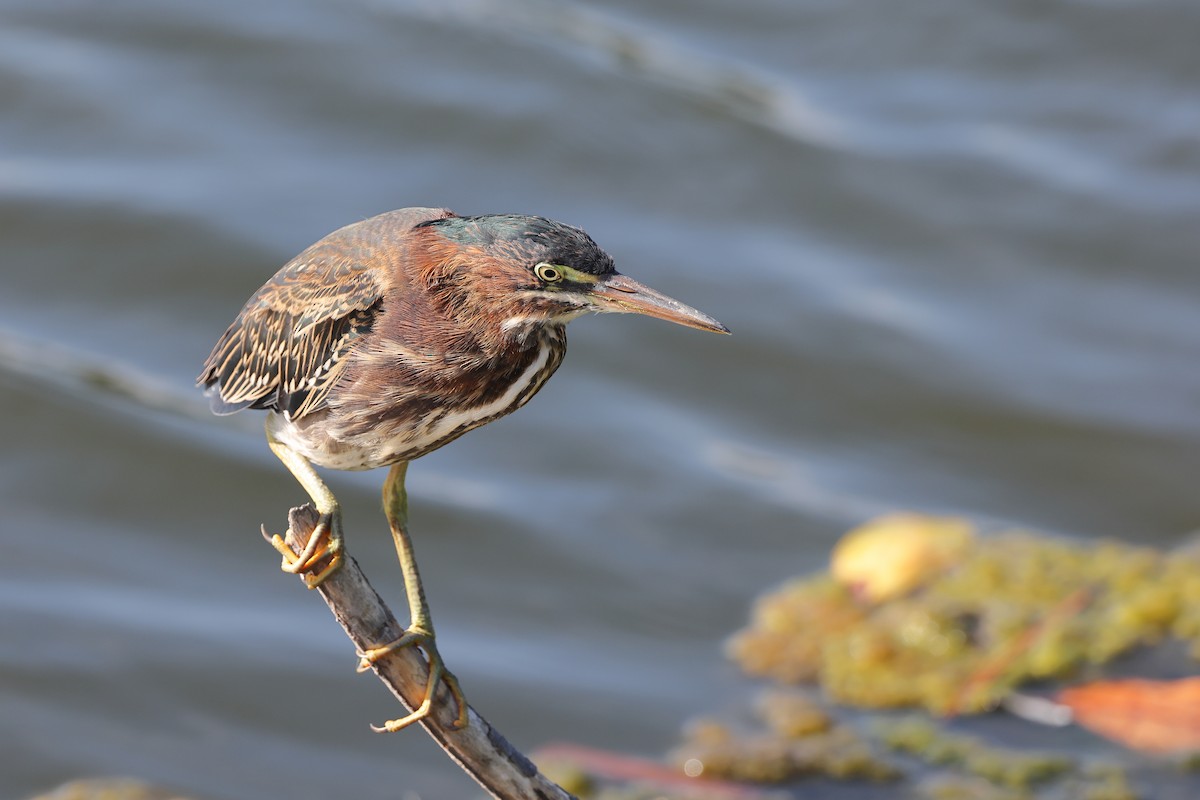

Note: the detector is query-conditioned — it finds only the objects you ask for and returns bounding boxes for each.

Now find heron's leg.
[264,430,344,589]
[357,462,468,731]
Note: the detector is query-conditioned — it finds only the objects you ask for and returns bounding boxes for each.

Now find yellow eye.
[534,262,564,283]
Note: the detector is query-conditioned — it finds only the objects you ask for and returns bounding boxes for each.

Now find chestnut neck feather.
[322,227,568,443]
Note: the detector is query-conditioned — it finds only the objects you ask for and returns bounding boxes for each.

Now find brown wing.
[198,251,384,419]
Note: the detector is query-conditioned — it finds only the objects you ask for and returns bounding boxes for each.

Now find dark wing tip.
[201,381,256,416]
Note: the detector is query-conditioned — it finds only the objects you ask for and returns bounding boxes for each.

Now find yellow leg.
[357,462,468,731]
[264,429,344,589]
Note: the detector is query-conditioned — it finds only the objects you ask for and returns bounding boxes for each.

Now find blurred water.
[4,1,1200,798]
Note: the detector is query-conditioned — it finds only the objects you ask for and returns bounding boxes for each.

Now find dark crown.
[420,214,615,277]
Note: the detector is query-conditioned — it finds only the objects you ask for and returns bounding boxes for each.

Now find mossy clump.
[915,774,1034,800]
[1073,764,1141,800]
[1163,548,1200,659]
[669,690,900,784]
[727,575,868,684]
[910,763,1140,800]
[729,519,1200,714]
[879,717,1072,790]
[25,780,194,800]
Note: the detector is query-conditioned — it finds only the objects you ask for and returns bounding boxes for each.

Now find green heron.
[198,207,727,730]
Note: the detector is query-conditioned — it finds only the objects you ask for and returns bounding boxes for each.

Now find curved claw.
[357,629,469,731]
[262,511,345,589]
[299,535,343,588]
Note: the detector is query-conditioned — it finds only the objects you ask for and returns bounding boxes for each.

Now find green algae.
[534,522,1194,800]
[670,690,901,784]
[729,528,1200,714]
[878,717,1071,789]
[25,780,195,800]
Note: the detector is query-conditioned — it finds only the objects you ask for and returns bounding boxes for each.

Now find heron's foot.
[262,510,344,589]
[357,627,468,731]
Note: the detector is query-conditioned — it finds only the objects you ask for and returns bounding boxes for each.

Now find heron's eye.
[534,262,564,283]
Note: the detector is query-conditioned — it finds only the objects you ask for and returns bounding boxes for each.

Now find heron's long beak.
[588,273,729,334]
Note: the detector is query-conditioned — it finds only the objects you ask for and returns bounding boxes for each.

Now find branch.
[281,504,577,800]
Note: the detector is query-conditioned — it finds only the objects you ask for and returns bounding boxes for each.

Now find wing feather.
[198,253,383,418]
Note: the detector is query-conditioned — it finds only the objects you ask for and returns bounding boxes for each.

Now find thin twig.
[948,587,1093,716]
[281,504,577,800]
